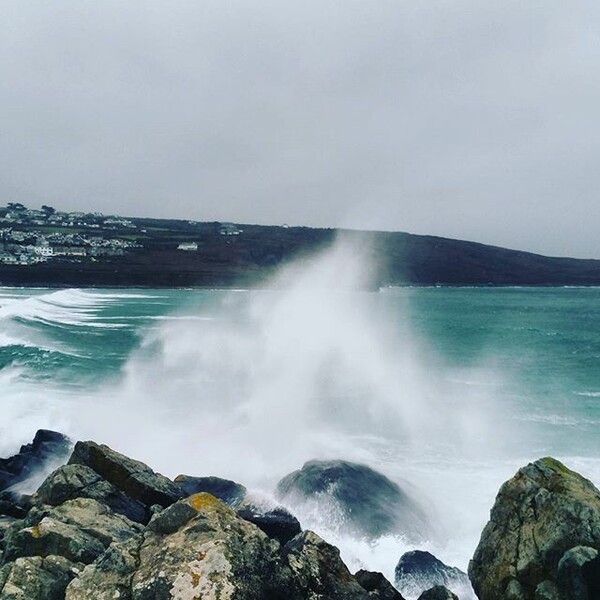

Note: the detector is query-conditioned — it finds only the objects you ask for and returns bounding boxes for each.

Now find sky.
[1,1,600,258]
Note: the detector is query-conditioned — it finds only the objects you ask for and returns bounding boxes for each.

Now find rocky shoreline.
[0,431,598,599]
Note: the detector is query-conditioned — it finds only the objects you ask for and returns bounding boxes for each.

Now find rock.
[3,498,143,565]
[0,491,33,519]
[66,493,287,599]
[556,546,598,599]
[0,555,81,599]
[68,441,184,510]
[174,474,247,506]
[237,501,302,545]
[583,554,600,597]
[417,586,459,600]
[282,530,370,599]
[0,430,71,493]
[395,550,470,598]
[355,569,406,599]
[277,460,430,541]
[468,457,600,600]
[37,463,148,523]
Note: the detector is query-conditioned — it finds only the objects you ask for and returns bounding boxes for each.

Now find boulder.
[3,498,143,565]
[394,550,470,598]
[355,569,406,599]
[469,457,600,600]
[0,555,81,600]
[66,493,286,599]
[68,441,184,510]
[0,430,71,492]
[174,474,247,506]
[0,491,33,519]
[237,501,302,545]
[277,460,430,541]
[37,463,147,523]
[417,586,458,600]
[282,530,371,599]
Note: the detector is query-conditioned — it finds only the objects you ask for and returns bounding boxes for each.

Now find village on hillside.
[0,202,144,266]
[0,203,247,267]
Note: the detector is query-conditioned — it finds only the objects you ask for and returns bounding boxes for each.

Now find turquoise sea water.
[1,284,599,596]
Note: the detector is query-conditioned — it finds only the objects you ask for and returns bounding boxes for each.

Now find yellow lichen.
[30,525,42,538]
[186,493,222,512]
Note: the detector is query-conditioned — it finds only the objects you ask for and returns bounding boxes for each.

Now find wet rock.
[68,441,184,510]
[174,474,247,506]
[556,546,598,599]
[0,491,33,519]
[417,585,459,600]
[0,555,81,600]
[37,463,147,523]
[277,460,430,541]
[3,497,143,565]
[355,569,406,599]
[237,501,301,545]
[395,550,470,598]
[282,530,370,600]
[469,457,600,600]
[0,430,71,493]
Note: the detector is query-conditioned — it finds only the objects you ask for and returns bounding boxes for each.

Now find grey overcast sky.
[1,1,600,257]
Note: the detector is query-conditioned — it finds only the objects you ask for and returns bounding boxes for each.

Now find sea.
[1,249,599,598]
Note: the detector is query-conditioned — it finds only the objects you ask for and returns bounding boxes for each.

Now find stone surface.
[3,497,142,565]
[417,585,459,600]
[174,474,247,506]
[469,457,600,600]
[395,550,470,599]
[282,530,371,600]
[37,463,148,523]
[237,501,302,545]
[0,555,81,599]
[0,430,71,493]
[68,441,184,510]
[277,460,430,541]
[355,569,406,599]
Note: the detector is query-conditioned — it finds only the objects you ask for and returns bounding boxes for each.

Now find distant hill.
[1,206,600,287]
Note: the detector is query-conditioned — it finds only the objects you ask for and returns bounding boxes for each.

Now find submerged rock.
[277,460,430,541]
[469,456,600,600]
[394,550,470,598]
[174,474,247,506]
[0,430,71,493]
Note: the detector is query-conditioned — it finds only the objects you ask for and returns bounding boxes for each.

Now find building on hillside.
[177,242,198,251]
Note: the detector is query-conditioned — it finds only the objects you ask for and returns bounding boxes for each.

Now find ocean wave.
[573,391,600,397]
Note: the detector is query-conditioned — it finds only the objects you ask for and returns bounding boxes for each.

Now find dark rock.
[237,502,301,545]
[582,554,600,598]
[173,474,246,506]
[0,491,33,519]
[355,569,406,599]
[556,546,598,600]
[68,441,184,510]
[277,460,430,541]
[282,530,370,599]
[37,463,148,523]
[417,585,459,600]
[3,497,143,565]
[0,430,71,492]
[0,555,82,599]
[468,457,600,600]
[395,550,470,598]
